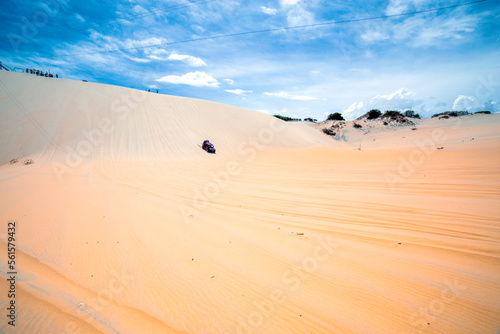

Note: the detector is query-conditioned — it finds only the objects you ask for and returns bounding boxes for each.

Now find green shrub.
[327,112,344,121]
[274,114,301,122]
[304,117,318,122]
[383,110,402,117]
[367,109,381,120]
[403,110,415,117]
[475,111,491,114]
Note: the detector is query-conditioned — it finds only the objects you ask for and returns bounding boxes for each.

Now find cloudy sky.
[1,0,499,119]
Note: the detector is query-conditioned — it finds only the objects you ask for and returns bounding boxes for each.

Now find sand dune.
[1,70,500,333]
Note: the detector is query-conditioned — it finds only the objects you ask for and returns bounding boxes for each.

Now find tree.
[404,110,415,117]
[327,112,344,121]
[383,110,402,117]
[367,109,381,120]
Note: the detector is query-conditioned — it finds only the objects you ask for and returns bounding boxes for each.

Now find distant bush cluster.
[273,114,302,122]
[403,110,420,118]
[432,110,493,118]
[367,109,382,120]
[383,110,400,117]
[327,112,345,121]
[275,108,491,125]
[431,111,469,118]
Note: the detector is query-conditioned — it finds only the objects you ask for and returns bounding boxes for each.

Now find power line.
[63,0,487,57]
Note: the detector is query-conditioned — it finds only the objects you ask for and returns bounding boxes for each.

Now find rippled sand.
[1,71,499,333]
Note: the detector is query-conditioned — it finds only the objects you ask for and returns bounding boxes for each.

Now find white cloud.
[225,89,253,95]
[264,91,318,101]
[280,0,301,6]
[386,0,440,16]
[362,4,480,47]
[452,95,478,111]
[410,15,477,47]
[127,56,150,63]
[261,6,277,15]
[122,36,165,49]
[167,54,207,67]
[367,88,424,113]
[361,30,390,43]
[145,49,206,67]
[385,0,410,16]
[286,5,315,27]
[157,71,219,87]
[74,13,85,23]
[277,0,314,27]
[132,5,148,15]
[146,48,169,60]
[370,88,420,107]
[85,32,166,53]
[342,88,424,120]
[342,101,365,120]
[223,78,235,85]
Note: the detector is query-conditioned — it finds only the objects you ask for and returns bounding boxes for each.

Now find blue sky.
[1,0,499,120]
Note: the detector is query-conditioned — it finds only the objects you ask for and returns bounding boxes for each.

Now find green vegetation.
[432,111,469,118]
[403,110,415,117]
[304,117,318,122]
[403,110,420,118]
[327,112,345,121]
[383,110,403,117]
[475,111,491,114]
[367,109,381,120]
[273,114,302,122]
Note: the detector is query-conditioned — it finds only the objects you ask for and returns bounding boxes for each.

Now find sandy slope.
[0,70,499,333]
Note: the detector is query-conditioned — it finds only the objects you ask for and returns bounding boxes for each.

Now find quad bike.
[202,140,216,154]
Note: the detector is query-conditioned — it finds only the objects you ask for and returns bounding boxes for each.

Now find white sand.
[1,71,499,333]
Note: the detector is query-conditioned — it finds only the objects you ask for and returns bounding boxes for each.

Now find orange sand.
[1,71,499,333]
